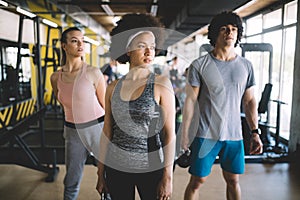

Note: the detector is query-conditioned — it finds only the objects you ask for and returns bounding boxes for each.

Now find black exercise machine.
[240,43,288,161]
[0,16,59,182]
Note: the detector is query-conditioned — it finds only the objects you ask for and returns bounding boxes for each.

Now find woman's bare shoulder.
[86,65,100,73]
[155,74,172,88]
[50,70,60,81]
[86,65,103,80]
[107,79,118,90]
[105,79,118,98]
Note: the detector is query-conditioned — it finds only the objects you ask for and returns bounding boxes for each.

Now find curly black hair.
[208,11,244,47]
[110,13,165,64]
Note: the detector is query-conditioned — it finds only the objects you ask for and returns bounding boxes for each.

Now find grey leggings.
[64,126,89,200]
[63,121,103,200]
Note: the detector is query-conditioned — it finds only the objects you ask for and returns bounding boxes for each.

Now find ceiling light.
[150,5,158,16]
[101,4,114,16]
[112,16,121,26]
[16,6,36,18]
[234,0,258,13]
[0,0,8,7]
[84,36,100,46]
[150,0,158,16]
[42,19,58,28]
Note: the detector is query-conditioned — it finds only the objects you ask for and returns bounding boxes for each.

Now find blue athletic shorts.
[189,137,245,177]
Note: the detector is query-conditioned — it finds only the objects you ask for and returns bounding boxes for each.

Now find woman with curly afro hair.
[96,13,176,200]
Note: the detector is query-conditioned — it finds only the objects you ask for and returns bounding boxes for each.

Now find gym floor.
[0,162,299,200]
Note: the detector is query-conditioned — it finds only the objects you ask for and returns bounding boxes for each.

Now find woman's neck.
[63,59,83,73]
[126,66,151,80]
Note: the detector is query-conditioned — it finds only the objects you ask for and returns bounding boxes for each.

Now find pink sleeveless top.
[57,63,105,123]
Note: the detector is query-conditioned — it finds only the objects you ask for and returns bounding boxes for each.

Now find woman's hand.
[96,173,108,199]
[156,174,172,200]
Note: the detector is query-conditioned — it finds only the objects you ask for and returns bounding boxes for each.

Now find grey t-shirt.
[188,52,255,141]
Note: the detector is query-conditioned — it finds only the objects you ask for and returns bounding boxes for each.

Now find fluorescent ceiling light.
[42,19,58,28]
[150,5,158,16]
[112,16,121,26]
[16,6,36,18]
[84,36,100,46]
[234,0,258,13]
[0,0,8,7]
[101,4,114,16]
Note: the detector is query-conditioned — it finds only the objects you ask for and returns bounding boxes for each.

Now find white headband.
[125,31,155,49]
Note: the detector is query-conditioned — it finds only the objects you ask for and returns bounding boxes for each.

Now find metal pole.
[15,15,25,102]
[34,17,45,148]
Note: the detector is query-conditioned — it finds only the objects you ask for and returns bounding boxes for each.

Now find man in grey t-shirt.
[180,11,263,200]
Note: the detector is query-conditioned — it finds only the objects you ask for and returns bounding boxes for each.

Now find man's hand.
[249,133,263,155]
[180,134,190,152]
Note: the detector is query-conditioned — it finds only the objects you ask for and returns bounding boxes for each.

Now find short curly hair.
[110,13,165,64]
[208,11,244,47]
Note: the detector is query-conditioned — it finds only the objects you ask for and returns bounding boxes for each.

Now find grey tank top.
[106,73,163,171]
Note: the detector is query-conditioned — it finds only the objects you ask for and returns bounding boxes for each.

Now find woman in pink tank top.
[50,27,106,200]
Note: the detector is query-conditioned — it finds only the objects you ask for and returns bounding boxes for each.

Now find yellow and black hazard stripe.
[0,98,36,130]
[15,99,36,122]
[0,106,13,129]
